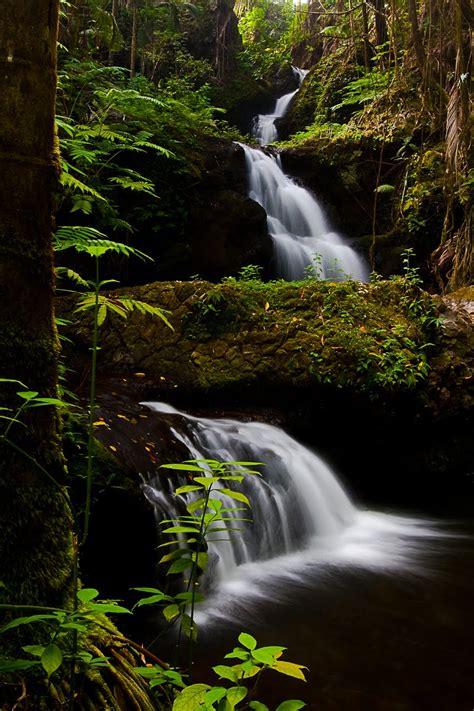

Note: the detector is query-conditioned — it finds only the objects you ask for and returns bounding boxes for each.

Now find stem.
[187,485,212,680]
[69,536,80,710]
[82,256,100,546]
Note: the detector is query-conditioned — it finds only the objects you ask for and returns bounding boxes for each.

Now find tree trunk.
[0,0,74,610]
[109,0,119,65]
[361,1,372,69]
[407,0,427,79]
[368,0,388,50]
[130,1,138,78]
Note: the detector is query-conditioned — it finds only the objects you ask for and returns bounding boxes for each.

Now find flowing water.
[241,67,369,281]
[139,402,474,709]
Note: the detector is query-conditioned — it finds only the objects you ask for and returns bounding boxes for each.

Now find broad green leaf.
[60,622,88,632]
[163,604,180,622]
[192,552,208,571]
[180,613,197,641]
[272,660,307,681]
[41,643,63,677]
[186,498,207,514]
[175,485,203,495]
[97,304,107,326]
[87,602,131,614]
[275,702,306,711]
[22,645,45,658]
[212,665,239,683]
[159,548,191,564]
[205,687,227,705]
[77,588,99,603]
[17,391,39,401]
[238,633,257,651]
[167,558,193,575]
[249,703,269,711]
[224,648,248,661]
[0,614,59,634]
[252,646,285,665]
[172,683,210,711]
[0,659,39,673]
[220,489,250,507]
[225,686,247,708]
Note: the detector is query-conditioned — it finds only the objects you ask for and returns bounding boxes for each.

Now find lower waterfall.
[141,402,440,612]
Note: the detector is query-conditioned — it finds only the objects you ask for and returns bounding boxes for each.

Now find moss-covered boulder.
[59,279,473,421]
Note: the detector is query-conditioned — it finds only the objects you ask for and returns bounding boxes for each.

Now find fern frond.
[56,266,90,289]
[60,172,106,201]
[118,298,174,330]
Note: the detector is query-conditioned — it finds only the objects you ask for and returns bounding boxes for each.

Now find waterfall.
[140,402,439,605]
[142,402,355,584]
[241,66,369,281]
[253,66,308,146]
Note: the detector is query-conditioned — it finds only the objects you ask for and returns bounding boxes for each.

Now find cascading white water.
[142,401,355,583]
[141,402,440,605]
[253,66,308,146]
[242,66,369,281]
[241,145,369,281]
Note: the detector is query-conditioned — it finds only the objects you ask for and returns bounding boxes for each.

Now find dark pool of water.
[145,518,474,711]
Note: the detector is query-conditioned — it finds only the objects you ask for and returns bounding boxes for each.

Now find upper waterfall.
[242,66,369,281]
[240,145,369,281]
[253,66,308,146]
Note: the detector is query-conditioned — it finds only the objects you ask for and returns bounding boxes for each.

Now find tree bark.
[130,1,138,78]
[0,0,74,610]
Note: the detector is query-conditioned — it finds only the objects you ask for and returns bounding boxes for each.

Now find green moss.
[178,277,439,396]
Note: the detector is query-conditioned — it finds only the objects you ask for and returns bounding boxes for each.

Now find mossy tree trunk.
[0,0,74,610]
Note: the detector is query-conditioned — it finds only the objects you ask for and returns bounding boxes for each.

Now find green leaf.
[275,702,306,711]
[212,665,239,683]
[41,643,63,677]
[22,645,45,658]
[0,659,40,673]
[374,184,395,194]
[163,604,180,622]
[192,552,208,571]
[249,703,269,711]
[224,648,248,661]
[134,593,171,609]
[97,304,107,326]
[272,660,307,681]
[87,602,131,615]
[225,686,248,708]
[175,485,203,495]
[238,633,257,650]
[205,687,227,705]
[162,525,201,535]
[17,391,39,401]
[220,489,250,507]
[167,558,193,575]
[180,613,197,641]
[172,683,210,711]
[252,646,285,665]
[77,588,99,603]
[0,614,59,634]
[132,587,167,594]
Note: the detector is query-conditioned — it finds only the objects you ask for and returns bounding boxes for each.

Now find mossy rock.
[57,278,473,420]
